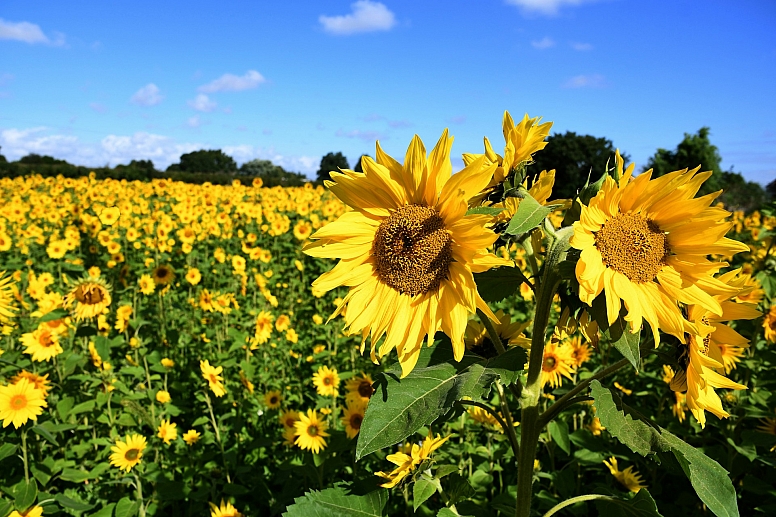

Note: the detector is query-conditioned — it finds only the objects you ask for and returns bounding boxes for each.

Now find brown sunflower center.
[307,425,319,437]
[542,356,557,371]
[358,380,374,398]
[39,331,55,348]
[270,396,278,404]
[10,394,27,409]
[323,377,332,386]
[372,205,452,297]
[75,284,105,305]
[125,448,140,461]
[350,413,363,429]
[594,213,669,284]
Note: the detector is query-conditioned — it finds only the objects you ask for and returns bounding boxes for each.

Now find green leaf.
[0,500,11,517]
[590,297,640,369]
[435,465,459,479]
[114,496,140,517]
[0,443,17,463]
[480,346,527,387]
[283,486,388,517]
[55,493,95,511]
[590,381,739,517]
[13,479,37,512]
[60,469,90,483]
[31,423,59,446]
[473,267,524,303]
[445,473,476,506]
[56,397,75,420]
[356,347,500,460]
[414,477,441,511]
[37,309,69,324]
[465,206,504,216]
[504,192,554,236]
[69,400,96,417]
[191,416,210,427]
[88,503,116,517]
[594,490,663,517]
[548,420,571,454]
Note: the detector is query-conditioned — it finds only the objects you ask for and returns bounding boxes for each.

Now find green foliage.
[283,486,388,517]
[504,191,557,237]
[317,152,349,182]
[174,149,238,173]
[239,159,307,187]
[594,490,663,517]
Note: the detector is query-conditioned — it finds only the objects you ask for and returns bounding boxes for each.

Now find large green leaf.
[356,346,518,460]
[590,381,739,517]
[283,486,388,517]
[0,443,17,463]
[504,192,554,236]
[13,479,37,512]
[594,490,663,517]
[114,497,140,517]
[413,476,441,511]
[590,297,641,369]
[473,267,525,303]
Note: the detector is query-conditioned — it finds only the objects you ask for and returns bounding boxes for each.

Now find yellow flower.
[341,401,366,439]
[156,390,171,404]
[10,371,50,397]
[275,314,290,332]
[152,265,174,286]
[109,434,147,472]
[63,277,112,321]
[294,409,329,454]
[138,274,155,295]
[345,374,374,406]
[0,378,48,428]
[376,431,449,488]
[570,157,749,346]
[0,271,17,328]
[763,305,776,344]
[161,358,175,369]
[97,206,121,226]
[464,310,530,358]
[185,268,202,285]
[183,429,201,445]
[567,336,592,368]
[312,365,340,397]
[603,456,646,493]
[157,419,177,444]
[264,390,282,409]
[209,500,243,517]
[200,360,227,397]
[540,340,575,389]
[279,409,300,429]
[9,506,44,517]
[304,130,511,377]
[587,417,605,436]
[21,328,63,362]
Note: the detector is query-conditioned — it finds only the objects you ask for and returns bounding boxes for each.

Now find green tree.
[767,178,776,201]
[353,154,371,173]
[527,132,627,200]
[175,149,237,173]
[643,127,723,194]
[0,146,7,164]
[240,158,307,187]
[715,171,768,212]
[17,153,69,165]
[317,152,349,183]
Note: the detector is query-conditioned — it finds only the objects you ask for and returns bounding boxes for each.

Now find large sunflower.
[304,131,511,376]
[63,277,112,321]
[570,158,749,345]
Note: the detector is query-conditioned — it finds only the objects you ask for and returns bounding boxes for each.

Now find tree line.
[1,128,773,210]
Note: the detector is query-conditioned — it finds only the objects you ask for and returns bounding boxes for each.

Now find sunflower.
[304,131,511,376]
[21,328,63,362]
[200,360,227,397]
[567,336,592,367]
[109,433,147,472]
[209,500,243,517]
[156,390,171,404]
[571,157,749,346]
[264,390,282,409]
[63,277,112,321]
[540,340,575,389]
[275,314,290,332]
[0,271,17,328]
[376,431,449,488]
[341,401,366,439]
[464,310,530,359]
[345,373,374,406]
[672,392,688,423]
[161,358,175,369]
[279,409,300,429]
[185,268,202,285]
[97,206,121,226]
[183,429,201,445]
[152,265,174,286]
[0,378,48,428]
[157,419,177,444]
[9,506,44,517]
[294,409,329,454]
[138,274,155,295]
[763,305,776,344]
[603,457,646,493]
[312,365,340,397]
[10,371,50,397]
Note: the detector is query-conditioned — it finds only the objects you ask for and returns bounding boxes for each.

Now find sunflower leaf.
[283,486,388,517]
[593,489,663,517]
[504,193,553,237]
[356,346,499,460]
[473,268,526,302]
[466,206,504,216]
[590,381,739,517]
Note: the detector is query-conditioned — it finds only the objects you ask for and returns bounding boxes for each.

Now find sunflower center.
[10,394,27,409]
[350,414,363,429]
[372,205,452,297]
[270,396,278,404]
[594,213,669,284]
[542,356,557,371]
[358,381,374,398]
[307,425,319,437]
[125,448,139,461]
[39,331,55,348]
[76,284,105,305]
[323,377,332,386]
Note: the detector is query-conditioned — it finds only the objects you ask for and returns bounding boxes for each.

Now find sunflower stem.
[515,226,572,517]
[495,382,520,460]
[132,472,147,517]
[21,427,29,484]
[204,392,232,484]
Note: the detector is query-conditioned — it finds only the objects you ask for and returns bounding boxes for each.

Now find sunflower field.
[0,112,775,517]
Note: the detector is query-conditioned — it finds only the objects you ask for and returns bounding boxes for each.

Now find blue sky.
[1,0,774,184]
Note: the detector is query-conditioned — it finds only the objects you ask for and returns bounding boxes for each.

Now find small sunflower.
[63,276,112,321]
[200,360,227,397]
[264,390,282,409]
[294,409,329,454]
[567,336,592,368]
[345,373,374,406]
[763,305,776,344]
[0,378,48,428]
[279,409,300,429]
[183,429,201,445]
[464,310,530,359]
[10,371,51,397]
[341,401,366,439]
[209,500,243,517]
[603,456,646,493]
[540,340,575,389]
[9,506,44,517]
[138,274,155,295]
[312,365,340,397]
[152,265,175,286]
[109,433,147,472]
[185,268,202,285]
[21,327,63,362]
[157,419,177,444]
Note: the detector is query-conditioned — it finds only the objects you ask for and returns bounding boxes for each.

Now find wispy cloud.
[186,116,202,128]
[336,128,387,141]
[320,1,396,35]
[388,120,412,128]
[89,102,107,114]
[505,0,596,17]
[130,83,163,106]
[198,70,265,93]
[571,41,593,51]
[563,74,606,88]
[0,18,65,46]
[188,94,217,112]
[222,145,319,175]
[531,37,555,49]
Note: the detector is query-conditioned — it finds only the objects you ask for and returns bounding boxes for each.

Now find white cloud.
[188,94,217,112]
[0,18,64,45]
[531,37,555,49]
[319,1,396,35]
[563,73,606,88]
[222,145,319,176]
[335,128,387,141]
[505,0,596,16]
[198,70,265,93]
[130,83,163,106]
[571,41,593,51]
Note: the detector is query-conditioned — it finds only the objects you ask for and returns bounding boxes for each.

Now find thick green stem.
[515,226,572,517]
[133,472,147,517]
